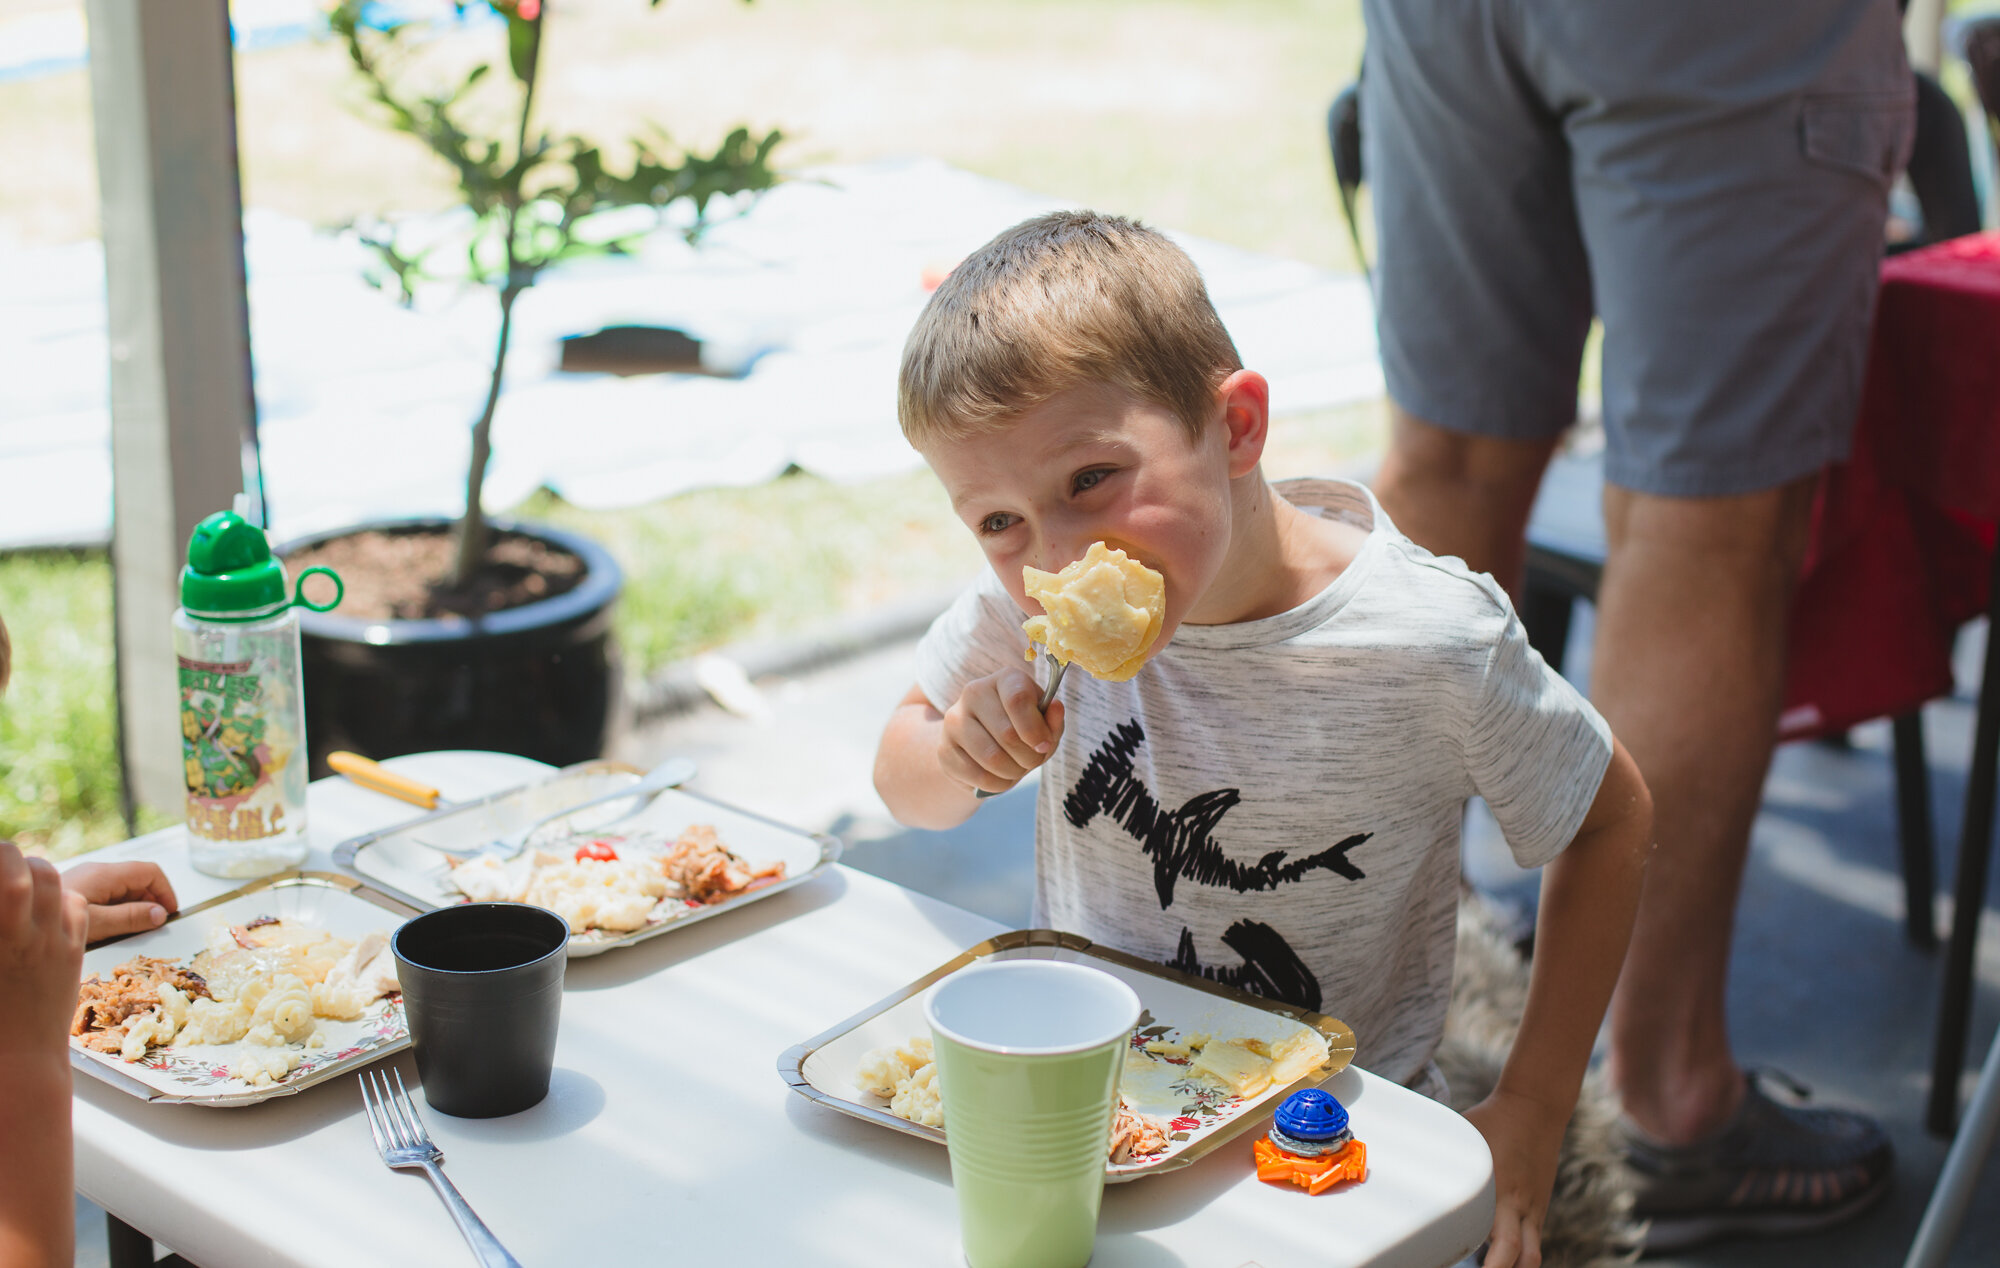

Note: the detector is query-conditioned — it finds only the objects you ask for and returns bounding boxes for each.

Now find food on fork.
[70,918,401,1086]
[1021,542,1166,682]
[444,823,785,935]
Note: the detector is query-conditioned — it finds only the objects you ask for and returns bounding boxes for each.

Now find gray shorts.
[1361,0,1914,498]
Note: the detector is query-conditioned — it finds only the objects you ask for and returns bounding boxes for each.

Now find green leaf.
[449,62,491,104]
[507,13,539,84]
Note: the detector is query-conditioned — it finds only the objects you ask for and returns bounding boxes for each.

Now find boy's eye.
[979,512,1018,535]
[1073,468,1111,494]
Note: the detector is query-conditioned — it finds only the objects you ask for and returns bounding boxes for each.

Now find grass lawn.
[0,0,1381,855]
[0,553,174,856]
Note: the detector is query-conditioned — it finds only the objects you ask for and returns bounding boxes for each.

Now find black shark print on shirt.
[1169,920,1322,1012]
[1063,719,1374,908]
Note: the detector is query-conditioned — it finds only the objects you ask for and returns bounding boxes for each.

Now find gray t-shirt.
[915,479,1613,1085]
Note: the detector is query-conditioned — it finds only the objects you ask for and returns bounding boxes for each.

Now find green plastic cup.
[924,959,1143,1268]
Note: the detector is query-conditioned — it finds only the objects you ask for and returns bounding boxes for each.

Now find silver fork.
[360,1069,524,1268]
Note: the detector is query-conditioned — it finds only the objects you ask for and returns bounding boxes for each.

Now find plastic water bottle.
[175,508,343,878]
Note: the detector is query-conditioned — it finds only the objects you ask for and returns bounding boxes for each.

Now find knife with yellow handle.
[328,751,447,810]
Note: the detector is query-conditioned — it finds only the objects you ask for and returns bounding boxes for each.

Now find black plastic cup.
[392,902,569,1118]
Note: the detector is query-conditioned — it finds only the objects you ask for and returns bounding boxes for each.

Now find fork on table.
[360,1068,524,1268]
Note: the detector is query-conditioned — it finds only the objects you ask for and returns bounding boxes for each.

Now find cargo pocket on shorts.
[1801,91,1916,187]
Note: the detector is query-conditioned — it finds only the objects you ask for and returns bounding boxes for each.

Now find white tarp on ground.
[0,157,1379,551]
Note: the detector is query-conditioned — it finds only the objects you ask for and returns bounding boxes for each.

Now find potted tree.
[283,0,783,774]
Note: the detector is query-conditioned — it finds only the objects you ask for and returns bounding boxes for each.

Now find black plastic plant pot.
[280,517,623,778]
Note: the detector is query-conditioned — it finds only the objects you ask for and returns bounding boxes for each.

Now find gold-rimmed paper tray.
[777,929,1357,1182]
[70,871,422,1107]
[333,761,840,957]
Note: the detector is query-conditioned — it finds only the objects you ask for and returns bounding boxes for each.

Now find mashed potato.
[856,1036,943,1128]
[1022,542,1166,682]
[86,918,400,1083]
[447,851,673,933]
[445,825,782,934]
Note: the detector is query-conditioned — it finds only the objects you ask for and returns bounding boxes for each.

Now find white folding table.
[68,751,1494,1268]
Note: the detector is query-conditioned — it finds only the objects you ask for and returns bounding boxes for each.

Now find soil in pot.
[285,528,585,620]
[282,520,621,777]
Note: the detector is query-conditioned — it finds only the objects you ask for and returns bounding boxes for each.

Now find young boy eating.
[874,212,1652,1266]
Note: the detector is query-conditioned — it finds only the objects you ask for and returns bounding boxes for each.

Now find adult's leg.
[1372,405,1560,600]
[1593,479,1817,1144]
[1359,0,1592,580]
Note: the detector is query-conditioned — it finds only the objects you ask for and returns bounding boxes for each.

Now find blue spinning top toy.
[1270,1088,1353,1156]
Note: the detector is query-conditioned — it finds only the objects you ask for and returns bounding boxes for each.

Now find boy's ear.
[1216,370,1270,479]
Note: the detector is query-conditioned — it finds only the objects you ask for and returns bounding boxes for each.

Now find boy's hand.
[1464,1088,1565,1268]
[62,860,178,941]
[0,842,90,1060]
[938,665,1066,795]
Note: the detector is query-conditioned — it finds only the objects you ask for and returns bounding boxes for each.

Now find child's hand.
[0,842,89,1061]
[938,665,1067,795]
[62,860,178,941]
[1464,1087,1566,1268]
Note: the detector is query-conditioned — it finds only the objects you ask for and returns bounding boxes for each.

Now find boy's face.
[921,380,1259,642]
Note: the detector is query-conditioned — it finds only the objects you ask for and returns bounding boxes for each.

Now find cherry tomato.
[574,839,618,862]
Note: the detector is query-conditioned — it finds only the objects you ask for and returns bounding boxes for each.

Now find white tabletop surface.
[67,751,1493,1268]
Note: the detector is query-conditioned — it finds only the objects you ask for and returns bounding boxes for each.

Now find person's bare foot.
[1614,1057,1747,1147]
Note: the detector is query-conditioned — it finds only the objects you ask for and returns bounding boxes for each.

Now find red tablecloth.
[1781,231,2000,741]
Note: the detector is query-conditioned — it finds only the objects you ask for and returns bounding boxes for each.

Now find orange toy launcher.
[1254,1088,1368,1194]
[1254,1136,1368,1194]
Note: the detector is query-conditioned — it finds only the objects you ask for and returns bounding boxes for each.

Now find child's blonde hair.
[898,211,1242,445]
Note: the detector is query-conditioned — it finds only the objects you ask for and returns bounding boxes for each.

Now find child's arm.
[875,671,1066,830]
[1466,736,1652,1268]
[0,843,89,1268]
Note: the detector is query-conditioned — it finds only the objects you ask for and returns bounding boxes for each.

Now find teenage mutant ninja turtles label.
[179,655,294,842]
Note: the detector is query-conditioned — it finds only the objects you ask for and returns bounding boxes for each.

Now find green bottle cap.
[180,510,343,621]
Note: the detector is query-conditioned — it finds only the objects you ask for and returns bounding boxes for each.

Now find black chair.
[1898,69,1984,252]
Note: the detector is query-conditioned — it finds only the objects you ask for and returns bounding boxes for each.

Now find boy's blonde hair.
[899,211,1242,445]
